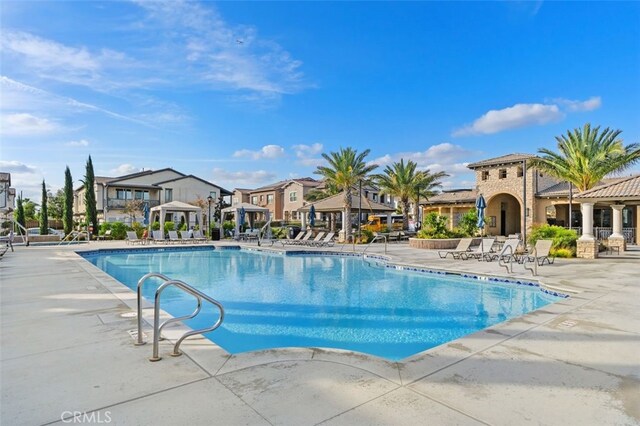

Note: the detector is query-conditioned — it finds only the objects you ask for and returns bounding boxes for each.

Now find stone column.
[577,202,598,259]
[608,204,626,252]
[449,207,454,230]
[386,213,392,228]
[301,211,307,229]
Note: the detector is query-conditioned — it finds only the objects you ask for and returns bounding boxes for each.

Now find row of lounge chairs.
[280,231,336,247]
[438,238,555,266]
[125,230,208,245]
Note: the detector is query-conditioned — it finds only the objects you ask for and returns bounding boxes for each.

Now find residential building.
[0,172,16,214]
[422,153,639,246]
[74,168,231,225]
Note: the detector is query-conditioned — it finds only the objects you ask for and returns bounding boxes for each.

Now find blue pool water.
[82,247,563,361]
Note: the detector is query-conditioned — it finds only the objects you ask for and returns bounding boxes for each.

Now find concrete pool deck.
[1,241,639,425]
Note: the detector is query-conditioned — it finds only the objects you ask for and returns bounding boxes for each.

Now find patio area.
[1,241,639,425]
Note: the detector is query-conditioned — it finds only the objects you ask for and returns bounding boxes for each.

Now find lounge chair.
[179,231,193,243]
[312,232,336,247]
[151,230,165,244]
[126,231,142,245]
[167,231,183,244]
[96,229,112,240]
[302,231,325,246]
[281,230,312,246]
[465,238,495,260]
[438,238,473,259]
[485,239,520,262]
[192,229,207,242]
[524,239,555,266]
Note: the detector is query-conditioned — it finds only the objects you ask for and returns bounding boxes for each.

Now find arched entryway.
[486,193,522,236]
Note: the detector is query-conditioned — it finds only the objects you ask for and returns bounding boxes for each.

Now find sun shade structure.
[221,202,271,237]
[149,201,202,234]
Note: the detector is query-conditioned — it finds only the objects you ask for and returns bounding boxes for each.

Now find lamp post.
[207,195,213,238]
[358,180,362,242]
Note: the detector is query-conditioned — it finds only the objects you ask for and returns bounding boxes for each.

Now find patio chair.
[96,229,112,240]
[523,239,555,266]
[438,238,473,259]
[388,231,400,243]
[312,232,336,247]
[167,231,183,244]
[485,239,520,262]
[125,231,142,245]
[302,231,325,246]
[179,230,193,243]
[151,230,166,244]
[192,229,207,242]
[281,230,312,246]
[464,238,495,260]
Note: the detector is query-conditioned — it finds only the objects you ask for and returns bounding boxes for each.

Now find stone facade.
[576,239,599,259]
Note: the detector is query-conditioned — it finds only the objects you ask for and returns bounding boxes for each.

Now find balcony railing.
[565,226,636,244]
[107,199,160,209]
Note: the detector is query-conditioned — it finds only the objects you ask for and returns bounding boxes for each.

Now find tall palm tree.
[374,159,448,230]
[411,168,449,225]
[315,147,378,240]
[530,124,640,192]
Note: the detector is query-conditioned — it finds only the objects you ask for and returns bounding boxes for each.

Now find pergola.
[297,191,395,234]
[221,203,271,237]
[150,201,202,233]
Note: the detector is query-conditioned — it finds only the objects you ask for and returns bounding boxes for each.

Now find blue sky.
[2,1,639,201]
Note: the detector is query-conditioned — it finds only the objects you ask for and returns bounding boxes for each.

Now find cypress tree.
[40,180,49,235]
[16,195,26,230]
[84,155,98,232]
[63,166,74,236]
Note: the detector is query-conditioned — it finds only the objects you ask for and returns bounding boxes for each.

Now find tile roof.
[253,177,320,192]
[422,189,478,205]
[467,153,536,169]
[575,174,640,199]
[536,178,627,198]
[298,191,395,213]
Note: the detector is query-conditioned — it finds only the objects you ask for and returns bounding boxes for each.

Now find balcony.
[107,199,160,209]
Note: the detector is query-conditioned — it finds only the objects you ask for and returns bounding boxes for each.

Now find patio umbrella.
[239,207,246,230]
[309,205,316,227]
[142,202,149,226]
[476,194,487,253]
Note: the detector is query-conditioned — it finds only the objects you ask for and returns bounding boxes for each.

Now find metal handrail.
[522,247,538,276]
[498,244,514,274]
[58,230,89,245]
[362,234,387,255]
[257,218,272,247]
[136,272,224,362]
[340,234,356,252]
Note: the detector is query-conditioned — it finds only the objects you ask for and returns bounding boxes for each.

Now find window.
[251,196,258,205]
[233,197,238,204]
[292,211,298,220]
[164,189,173,202]
[267,194,274,204]
[499,169,507,179]
[116,188,132,199]
[134,190,149,200]
[259,195,264,203]
[289,191,297,202]
[373,194,378,202]
[481,171,489,181]
[517,166,523,177]
[209,191,217,200]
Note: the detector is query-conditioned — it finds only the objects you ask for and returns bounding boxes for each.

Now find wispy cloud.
[0,113,63,136]
[233,144,285,160]
[453,104,563,137]
[292,143,324,166]
[0,160,38,174]
[553,96,601,112]
[453,96,601,137]
[110,164,141,176]
[211,167,277,188]
[65,139,90,147]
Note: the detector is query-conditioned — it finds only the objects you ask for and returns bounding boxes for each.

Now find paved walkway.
[1,241,639,425]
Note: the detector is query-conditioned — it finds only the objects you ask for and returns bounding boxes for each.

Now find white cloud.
[0,160,38,174]
[110,164,141,176]
[233,144,285,160]
[453,103,563,137]
[211,168,276,187]
[65,139,90,147]
[554,96,602,112]
[292,143,324,166]
[0,113,61,136]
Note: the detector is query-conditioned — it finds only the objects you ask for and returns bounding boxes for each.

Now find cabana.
[221,203,271,238]
[150,201,202,234]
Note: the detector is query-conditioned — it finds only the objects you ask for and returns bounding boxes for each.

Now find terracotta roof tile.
[467,153,536,169]
[575,174,640,199]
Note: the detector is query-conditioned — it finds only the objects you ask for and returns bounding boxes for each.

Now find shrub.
[456,208,480,237]
[271,227,287,239]
[418,212,453,238]
[151,221,161,231]
[528,224,578,256]
[109,222,129,240]
[359,229,374,243]
[131,222,145,238]
[551,247,574,258]
[99,222,112,236]
[163,221,175,234]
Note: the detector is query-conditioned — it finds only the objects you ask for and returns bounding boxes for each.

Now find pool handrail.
[136,272,225,361]
[522,246,538,276]
[362,234,387,255]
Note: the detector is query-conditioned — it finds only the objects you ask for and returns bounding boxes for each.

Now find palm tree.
[530,124,640,192]
[315,147,378,240]
[411,168,449,225]
[374,159,448,230]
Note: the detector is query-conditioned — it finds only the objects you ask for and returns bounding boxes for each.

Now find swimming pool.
[82,247,564,361]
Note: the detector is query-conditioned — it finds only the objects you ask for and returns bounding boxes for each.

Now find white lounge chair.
[465,238,495,260]
[524,239,555,266]
[192,229,207,242]
[438,238,473,259]
[302,231,325,246]
[486,239,520,262]
[126,231,142,245]
[167,231,183,244]
[179,230,193,243]
[151,230,165,244]
[281,230,312,246]
[312,232,336,247]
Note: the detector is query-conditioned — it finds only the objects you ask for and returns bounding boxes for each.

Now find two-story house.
[0,172,16,215]
[74,168,231,225]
